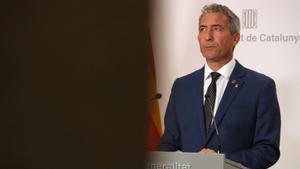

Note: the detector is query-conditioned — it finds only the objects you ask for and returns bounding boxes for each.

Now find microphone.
[150,93,162,101]
[205,94,223,153]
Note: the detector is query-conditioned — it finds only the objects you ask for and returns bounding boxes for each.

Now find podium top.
[146,151,248,169]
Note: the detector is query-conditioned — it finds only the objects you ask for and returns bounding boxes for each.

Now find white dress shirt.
[203,59,236,117]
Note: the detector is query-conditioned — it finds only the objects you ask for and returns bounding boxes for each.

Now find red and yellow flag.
[147,44,162,151]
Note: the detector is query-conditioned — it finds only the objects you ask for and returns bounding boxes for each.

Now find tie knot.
[210,72,220,82]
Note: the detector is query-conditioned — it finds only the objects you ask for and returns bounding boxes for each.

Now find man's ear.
[233,32,240,46]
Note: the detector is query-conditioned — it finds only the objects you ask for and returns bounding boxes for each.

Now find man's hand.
[199,148,216,154]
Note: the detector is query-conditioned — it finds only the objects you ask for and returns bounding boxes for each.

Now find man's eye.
[213,26,222,31]
[199,27,206,32]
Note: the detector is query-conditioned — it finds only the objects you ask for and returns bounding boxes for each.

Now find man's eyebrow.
[211,24,223,27]
[199,24,223,28]
[199,25,207,29]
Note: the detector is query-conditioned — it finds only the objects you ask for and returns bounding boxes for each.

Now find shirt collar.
[204,59,236,80]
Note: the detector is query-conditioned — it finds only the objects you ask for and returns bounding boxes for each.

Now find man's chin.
[202,54,218,60]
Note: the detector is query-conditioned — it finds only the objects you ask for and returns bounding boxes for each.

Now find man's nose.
[205,29,213,41]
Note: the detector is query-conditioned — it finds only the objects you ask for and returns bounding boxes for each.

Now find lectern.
[146,151,248,169]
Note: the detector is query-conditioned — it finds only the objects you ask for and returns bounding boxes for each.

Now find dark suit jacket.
[159,60,281,169]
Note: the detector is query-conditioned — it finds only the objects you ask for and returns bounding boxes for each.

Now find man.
[158,3,281,169]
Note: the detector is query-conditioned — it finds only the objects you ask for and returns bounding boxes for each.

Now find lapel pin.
[232,80,239,89]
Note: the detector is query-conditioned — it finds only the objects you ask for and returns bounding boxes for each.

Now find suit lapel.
[205,61,246,144]
[191,67,206,140]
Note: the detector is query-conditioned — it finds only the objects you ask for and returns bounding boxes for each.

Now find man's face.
[198,12,239,63]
